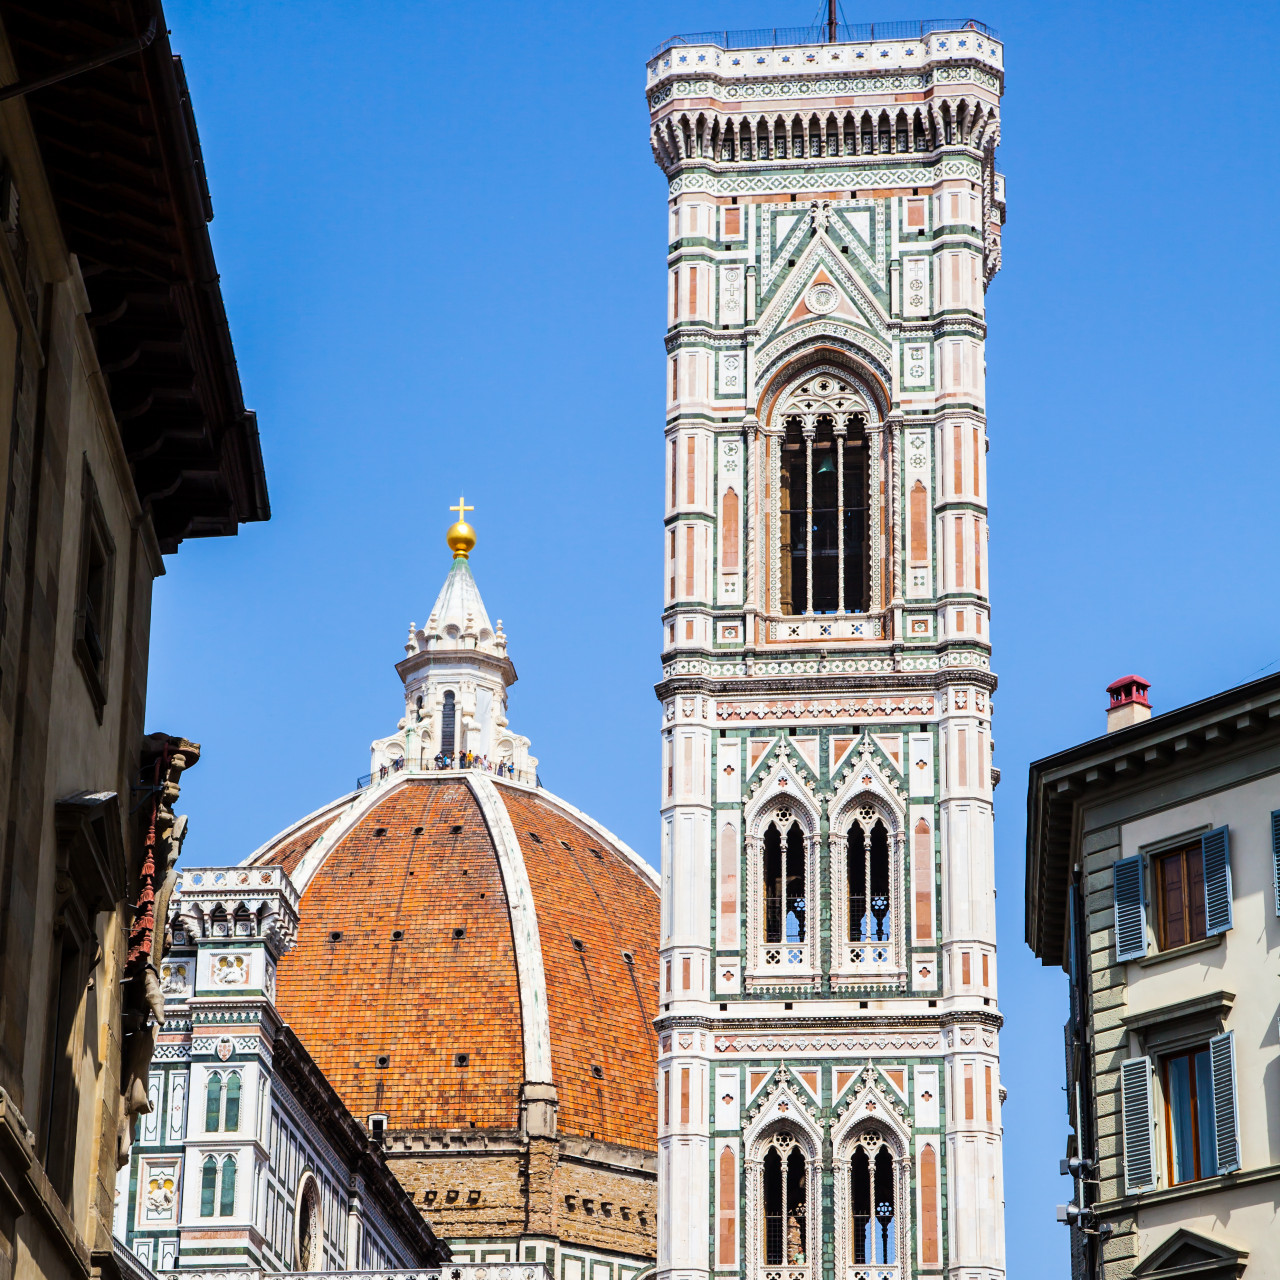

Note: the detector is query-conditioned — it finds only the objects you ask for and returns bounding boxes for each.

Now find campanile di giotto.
[649,20,1007,1280]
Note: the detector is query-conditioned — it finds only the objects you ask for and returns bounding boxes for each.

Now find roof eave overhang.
[0,0,269,553]
[1024,670,1280,969]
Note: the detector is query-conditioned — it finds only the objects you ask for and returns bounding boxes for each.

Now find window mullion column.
[803,417,815,615]
[835,418,847,614]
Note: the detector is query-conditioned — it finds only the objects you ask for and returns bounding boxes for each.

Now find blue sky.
[151,0,1280,1271]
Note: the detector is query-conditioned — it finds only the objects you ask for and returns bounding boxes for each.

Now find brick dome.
[247,772,660,1150]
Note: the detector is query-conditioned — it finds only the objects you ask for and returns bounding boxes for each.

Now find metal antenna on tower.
[828,0,838,42]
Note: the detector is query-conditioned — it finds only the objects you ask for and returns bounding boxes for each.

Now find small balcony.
[848,1267,898,1280]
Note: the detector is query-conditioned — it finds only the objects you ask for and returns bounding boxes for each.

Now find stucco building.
[0,11,268,1280]
[646,17,1007,1280]
[1026,674,1280,1278]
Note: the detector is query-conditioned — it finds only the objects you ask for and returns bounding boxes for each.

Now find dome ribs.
[498,789,660,1150]
[274,781,525,1132]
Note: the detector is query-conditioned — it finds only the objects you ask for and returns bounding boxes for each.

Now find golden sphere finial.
[446,495,475,558]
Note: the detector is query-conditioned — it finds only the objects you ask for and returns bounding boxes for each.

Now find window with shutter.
[1209,1031,1240,1174]
[1272,810,1280,916]
[1201,826,1232,935]
[1113,855,1147,961]
[1120,1056,1156,1192]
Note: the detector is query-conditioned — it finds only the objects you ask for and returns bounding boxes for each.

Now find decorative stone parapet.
[157,1268,553,1280]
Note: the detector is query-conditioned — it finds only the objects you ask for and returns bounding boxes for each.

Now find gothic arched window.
[441,690,456,758]
[223,1072,241,1132]
[200,1156,217,1217]
[763,817,806,947]
[775,376,871,616]
[762,1134,808,1265]
[833,802,905,985]
[204,1073,222,1132]
[219,1156,236,1217]
[850,1138,896,1265]
[848,812,891,948]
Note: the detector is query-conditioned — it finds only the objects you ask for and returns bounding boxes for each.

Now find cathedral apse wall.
[648,20,1007,1280]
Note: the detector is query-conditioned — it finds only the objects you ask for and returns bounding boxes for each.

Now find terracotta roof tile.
[262,777,659,1152]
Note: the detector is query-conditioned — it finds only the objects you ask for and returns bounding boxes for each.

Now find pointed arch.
[722,486,740,570]
[204,1071,223,1132]
[913,816,934,942]
[219,1155,236,1217]
[223,1071,241,1132]
[909,479,928,564]
[919,1142,940,1266]
[200,1156,218,1217]
[832,1102,911,1279]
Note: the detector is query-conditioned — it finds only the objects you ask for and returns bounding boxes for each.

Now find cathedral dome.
[246,770,660,1146]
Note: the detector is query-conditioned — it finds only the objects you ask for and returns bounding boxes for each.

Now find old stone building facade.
[0,10,268,1280]
[1027,674,1280,1278]
[113,864,445,1275]
[647,19,1007,1280]
[242,520,661,1280]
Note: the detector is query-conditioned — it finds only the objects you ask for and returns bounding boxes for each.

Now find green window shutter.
[1201,826,1232,936]
[1113,856,1146,961]
[1120,1056,1156,1192]
[200,1156,217,1217]
[1271,810,1280,916]
[1209,1032,1240,1174]
[204,1072,222,1132]
[219,1155,237,1216]
[224,1072,241,1132]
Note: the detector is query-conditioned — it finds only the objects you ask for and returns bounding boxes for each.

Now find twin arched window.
[205,1071,241,1132]
[761,1132,808,1265]
[751,798,902,983]
[200,1154,236,1217]
[753,1125,909,1274]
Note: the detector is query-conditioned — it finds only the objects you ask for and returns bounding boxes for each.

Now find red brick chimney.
[1106,675,1151,732]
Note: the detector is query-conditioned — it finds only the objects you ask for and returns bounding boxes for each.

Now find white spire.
[425,556,495,645]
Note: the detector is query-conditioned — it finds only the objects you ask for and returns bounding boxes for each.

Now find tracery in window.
[850,1137,895,1265]
[775,376,870,616]
[762,1132,807,1266]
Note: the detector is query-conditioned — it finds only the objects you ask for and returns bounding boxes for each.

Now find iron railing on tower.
[650,18,997,60]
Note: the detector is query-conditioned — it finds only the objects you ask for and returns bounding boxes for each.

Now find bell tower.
[648,20,1006,1280]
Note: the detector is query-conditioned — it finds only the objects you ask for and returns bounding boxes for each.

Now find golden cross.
[450,495,474,522]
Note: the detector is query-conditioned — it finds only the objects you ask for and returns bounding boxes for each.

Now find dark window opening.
[452,927,466,939]
[851,1144,895,1263]
[763,1141,807,1264]
[1163,1047,1216,1184]
[763,819,806,944]
[375,1054,391,1068]
[1155,843,1206,950]
[848,816,892,943]
[456,1053,470,1068]
[780,412,869,615]
[73,463,115,714]
[441,690,456,756]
